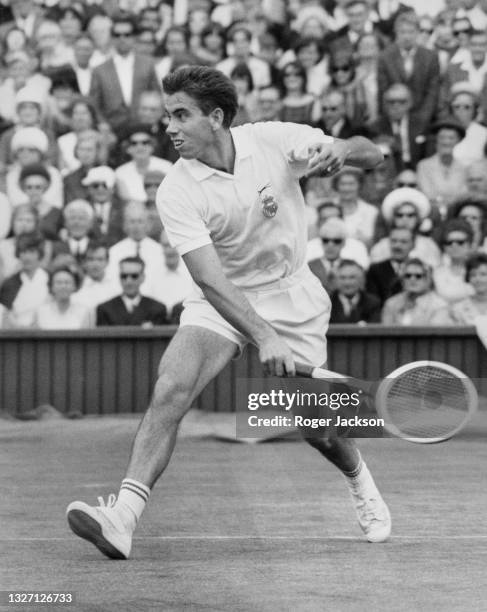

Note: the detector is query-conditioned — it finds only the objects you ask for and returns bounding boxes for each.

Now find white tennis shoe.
[350,488,391,543]
[66,494,133,559]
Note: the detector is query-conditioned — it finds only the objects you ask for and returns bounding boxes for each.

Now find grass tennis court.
[1,413,486,612]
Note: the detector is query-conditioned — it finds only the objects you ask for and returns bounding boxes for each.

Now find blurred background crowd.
[0,0,487,330]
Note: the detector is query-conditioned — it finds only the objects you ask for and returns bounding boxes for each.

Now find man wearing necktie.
[330,259,381,323]
[370,83,427,172]
[378,11,440,133]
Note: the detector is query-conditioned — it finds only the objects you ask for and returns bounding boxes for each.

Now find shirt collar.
[181,127,252,182]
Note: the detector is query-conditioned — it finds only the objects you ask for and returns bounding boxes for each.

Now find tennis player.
[67,66,391,559]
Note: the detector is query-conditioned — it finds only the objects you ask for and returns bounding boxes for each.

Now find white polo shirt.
[156,122,333,291]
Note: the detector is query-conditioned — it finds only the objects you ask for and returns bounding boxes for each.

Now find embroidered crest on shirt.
[258,183,278,218]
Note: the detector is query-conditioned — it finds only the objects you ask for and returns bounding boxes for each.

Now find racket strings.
[383,366,471,439]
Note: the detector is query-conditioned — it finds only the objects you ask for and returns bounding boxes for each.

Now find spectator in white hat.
[82,166,125,247]
[6,126,63,208]
[63,131,107,205]
[0,50,50,123]
[370,187,441,268]
[0,86,58,170]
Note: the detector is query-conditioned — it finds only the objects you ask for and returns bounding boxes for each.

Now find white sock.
[343,456,377,493]
[115,478,151,528]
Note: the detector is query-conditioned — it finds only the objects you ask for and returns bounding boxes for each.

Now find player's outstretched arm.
[306,137,383,178]
[183,244,295,377]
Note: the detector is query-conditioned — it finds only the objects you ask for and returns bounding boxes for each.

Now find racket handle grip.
[294,362,315,378]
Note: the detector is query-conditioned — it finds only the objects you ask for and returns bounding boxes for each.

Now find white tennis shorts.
[179,266,331,366]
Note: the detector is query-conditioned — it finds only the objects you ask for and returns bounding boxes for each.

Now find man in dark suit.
[330,260,381,323]
[370,83,427,172]
[96,256,167,326]
[82,166,125,247]
[366,227,414,305]
[315,89,367,138]
[330,0,389,55]
[378,11,440,133]
[89,14,160,132]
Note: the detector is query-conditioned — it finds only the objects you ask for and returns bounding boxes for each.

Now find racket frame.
[295,360,478,444]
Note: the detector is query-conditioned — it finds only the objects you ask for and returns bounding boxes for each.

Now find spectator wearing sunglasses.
[440,29,487,121]
[449,86,487,166]
[451,252,487,324]
[309,218,369,293]
[448,16,473,66]
[370,83,427,174]
[378,11,440,133]
[326,50,368,127]
[370,187,441,268]
[433,219,475,304]
[114,122,172,204]
[315,89,365,139]
[96,256,167,327]
[89,14,159,132]
[280,61,320,126]
[382,257,451,325]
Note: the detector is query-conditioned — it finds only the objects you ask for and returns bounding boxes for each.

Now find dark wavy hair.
[162,66,238,128]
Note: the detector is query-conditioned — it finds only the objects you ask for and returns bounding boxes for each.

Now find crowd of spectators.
[1,0,487,329]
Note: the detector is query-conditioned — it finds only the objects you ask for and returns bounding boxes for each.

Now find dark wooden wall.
[0,325,484,416]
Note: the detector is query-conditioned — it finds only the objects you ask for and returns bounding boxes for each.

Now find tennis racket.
[295,360,478,444]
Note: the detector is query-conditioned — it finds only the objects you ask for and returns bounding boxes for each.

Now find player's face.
[165,91,216,160]
[469,264,487,295]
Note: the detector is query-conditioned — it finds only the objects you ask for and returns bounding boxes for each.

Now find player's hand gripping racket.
[294,360,478,444]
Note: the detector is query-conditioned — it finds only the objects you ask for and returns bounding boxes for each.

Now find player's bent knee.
[152,374,194,414]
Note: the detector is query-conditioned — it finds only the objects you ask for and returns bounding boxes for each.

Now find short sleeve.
[156,176,212,256]
[252,122,334,178]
